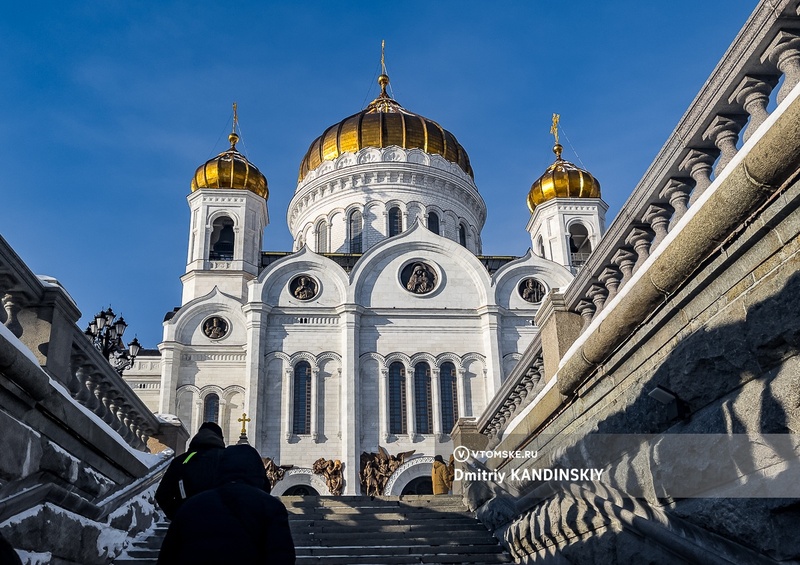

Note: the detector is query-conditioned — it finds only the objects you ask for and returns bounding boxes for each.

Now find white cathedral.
[127,70,606,495]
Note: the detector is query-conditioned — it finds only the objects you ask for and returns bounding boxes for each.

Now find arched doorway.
[283,485,319,496]
[401,476,433,495]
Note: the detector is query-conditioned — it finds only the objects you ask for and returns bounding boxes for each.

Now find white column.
[338,304,362,494]
[157,343,184,414]
[244,302,270,449]
[457,368,467,419]
[310,367,320,442]
[282,368,293,441]
[478,305,504,398]
[406,364,416,440]
[379,368,389,443]
[431,367,442,440]
[192,399,203,435]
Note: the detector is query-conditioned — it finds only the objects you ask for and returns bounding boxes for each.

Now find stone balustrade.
[561,0,800,334]
[476,0,800,442]
[477,334,544,441]
[0,235,159,450]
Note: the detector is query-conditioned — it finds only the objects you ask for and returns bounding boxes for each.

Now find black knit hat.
[199,421,223,438]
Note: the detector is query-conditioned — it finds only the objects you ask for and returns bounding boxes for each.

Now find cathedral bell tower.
[181,104,269,304]
[526,115,606,274]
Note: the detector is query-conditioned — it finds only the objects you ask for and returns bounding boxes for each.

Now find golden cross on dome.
[381,40,386,75]
[238,412,251,435]
[550,113,560,145]
[229,102,240,148]
[550,113,563,159]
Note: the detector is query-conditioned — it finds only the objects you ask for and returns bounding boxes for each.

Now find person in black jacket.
[155,422,225,520]
[157,444,295,564]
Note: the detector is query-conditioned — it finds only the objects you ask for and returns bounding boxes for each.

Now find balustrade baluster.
[764,30,800,104]
[703,114,747,173]
[642,204,673,250]
[682,149,717,206]
[611,248,637,287]
[659,179,693,227]
[625,228,654,273]
[598,266,623,305]
[730,75,779,142]
[587,284,608,318]
[576,299,596,330]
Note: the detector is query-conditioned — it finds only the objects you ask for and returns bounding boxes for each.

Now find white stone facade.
[144,140,602,494]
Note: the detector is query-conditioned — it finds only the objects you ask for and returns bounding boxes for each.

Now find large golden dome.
[298,73,473,182]
[191,132,268,199]
[527,143,601,212]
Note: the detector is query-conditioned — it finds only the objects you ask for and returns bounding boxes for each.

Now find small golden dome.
[298,72,473,182]
[527,143,601,212]
[191,124,268,199]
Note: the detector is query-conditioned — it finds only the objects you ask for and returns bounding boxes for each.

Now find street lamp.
[84,307,141,374]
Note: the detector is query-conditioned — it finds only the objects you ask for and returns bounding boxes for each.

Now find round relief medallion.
[519,277,546,303]
[290,275,318,301]
[202,316,229,340]
[400,261,438,295]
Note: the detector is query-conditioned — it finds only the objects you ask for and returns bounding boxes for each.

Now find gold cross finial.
[550,113,560,145]
[238,412,251,435]
[378,40,390,98]
[229,102,240,148]
[550,113,563,159]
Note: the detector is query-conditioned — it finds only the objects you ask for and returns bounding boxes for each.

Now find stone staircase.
[286,495,510,564]
[112,495,511,564]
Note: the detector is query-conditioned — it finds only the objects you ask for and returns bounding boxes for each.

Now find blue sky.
[1,1,757,348]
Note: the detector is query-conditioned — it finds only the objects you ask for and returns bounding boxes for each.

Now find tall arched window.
[537,235,546,258]
[203,393,219,424]
[388,207,402,237]
[293,361,312,435]
[427,212,440,235]
[414,362,432,434]
[458,224,467,247]
[349,210,363,253]
[440,362,458,434]
[209,216,235,260]
[315,220,327,253]
[568,223,592,268]
[388,362,407,434]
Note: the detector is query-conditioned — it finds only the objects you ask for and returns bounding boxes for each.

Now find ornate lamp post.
[85,307,141,374]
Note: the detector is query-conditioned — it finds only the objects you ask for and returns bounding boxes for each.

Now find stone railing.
[475,0,800,441]
[0,235,160,450]
[562,1,800,333]
[477,334,544,441]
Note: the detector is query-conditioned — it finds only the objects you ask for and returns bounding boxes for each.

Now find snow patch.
[16,550,51,565]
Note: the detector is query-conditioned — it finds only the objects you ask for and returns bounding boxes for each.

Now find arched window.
[458,224,467,247]
[209,216,235,260]
[537,235,546,258]
[315,220,327,253]
[414,362,432,434]
[440,362,458,434]
[349,210,363,253]
[388,207,402,237]
[293,362,312,435]
[203,393,219,424]
[427,212,440,235]
[568,223,592,268]
[388,362,407,434]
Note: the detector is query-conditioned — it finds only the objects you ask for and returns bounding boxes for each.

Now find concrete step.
[111,496,511,564]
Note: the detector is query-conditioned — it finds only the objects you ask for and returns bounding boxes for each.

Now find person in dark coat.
[0,533,22,565]
[157,444,295,565]
[155,422,226,520]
